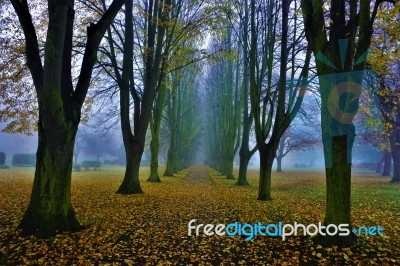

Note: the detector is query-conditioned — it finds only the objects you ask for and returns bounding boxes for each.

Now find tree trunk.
[117,142,143,194]
[237,151,250,186]
[164,144,176,176]
[382,151,392,176]
[225,155,235,179]
[376,153,384,173]
[74,153,78,165]
[148,136,161,182]
[300,0,389,248]
[390,135,400,183]
[148,82,166,182]
[319,135,356,247]
[276,156,283,172]
[18,119,81,237]
[391,148,400,183]
[258,146,274,201]
[115,0,145,194]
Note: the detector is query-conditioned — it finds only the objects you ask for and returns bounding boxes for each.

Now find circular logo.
[327,81,362,124]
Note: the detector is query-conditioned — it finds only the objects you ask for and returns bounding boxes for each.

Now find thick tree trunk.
[12,0,126,238]
[382,151,392,176]
[319,135,356,247]
[148,136,161,182]
[301,0,387,249]
[313,68,363,247]
[18,119,81,237]
[258,147,274,201]
[276,156,283,172]
[225,155,235,179]
[117,142,143,194]
[236,151,250,186]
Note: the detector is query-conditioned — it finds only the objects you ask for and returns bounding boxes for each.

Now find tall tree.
[203,26,242,179]
[9,0,126,237]
[236,0,257,186]
[115,0,173,194]
[248,0,311,200]
[147,80,167,182]
[97,0,207,189]
[301,0,398,246]
[164,67,201,175]
[149,0,208,180]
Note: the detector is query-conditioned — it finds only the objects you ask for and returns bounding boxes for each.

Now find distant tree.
[79,131,118,162]
[96,0,208,192]
[164,67,201,175]
[0,152,6,165]
[276,122,320,172]
[203,28,242,179]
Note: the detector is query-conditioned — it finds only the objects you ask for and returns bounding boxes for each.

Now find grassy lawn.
[0,165,399,265]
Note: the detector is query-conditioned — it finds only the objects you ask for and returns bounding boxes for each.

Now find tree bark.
[318,135,357,247]
[164,133,176,176]
[382,151,392,176]
[148,133,161,182]
[148,82,166,182]
[11,0,126,237]
[257,146,274,201]
[225,155,235,179]
[237,150,250,186]
[376,153,384,173]
[276,156,283,172]
[117,143,144,194]
[18,117,81,237]
[390,132,400,183]
[116,0,144,194]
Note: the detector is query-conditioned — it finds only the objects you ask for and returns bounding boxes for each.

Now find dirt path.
[184,165,210,181]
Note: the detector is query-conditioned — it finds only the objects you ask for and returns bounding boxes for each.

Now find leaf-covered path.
[0,165,399,265]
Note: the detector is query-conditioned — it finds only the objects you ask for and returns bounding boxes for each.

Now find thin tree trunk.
[164,143,176,176]
[382,151,392,176]
[276,156,283,172]
[376,153,384,173]
[148,135,161,182]
[148,82,166,182]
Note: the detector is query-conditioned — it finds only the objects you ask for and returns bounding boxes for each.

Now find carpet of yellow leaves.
[0,165,399,265]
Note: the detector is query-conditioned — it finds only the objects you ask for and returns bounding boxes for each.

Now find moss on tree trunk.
[18,119,81,237]
[148,136,161,182]
[315,135,356,247]
[117,144,143,194]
